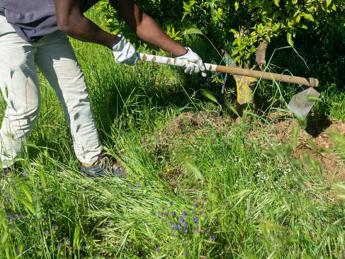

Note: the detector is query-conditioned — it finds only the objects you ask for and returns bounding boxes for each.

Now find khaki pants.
[0,15,102,168]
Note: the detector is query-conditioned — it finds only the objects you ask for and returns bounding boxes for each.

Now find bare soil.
[145,112,345,187]
[256,113,345,183]
[143,112,235,187]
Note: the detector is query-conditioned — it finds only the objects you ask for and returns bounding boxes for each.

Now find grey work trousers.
[0,15,102,168]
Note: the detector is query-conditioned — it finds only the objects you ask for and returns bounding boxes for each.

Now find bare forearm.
[136,14,187,56]
[111,0,187,57]
[59,16,119,48]
[56,0,119,49]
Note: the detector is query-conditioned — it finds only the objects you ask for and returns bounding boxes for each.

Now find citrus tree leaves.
[98,0,339,62]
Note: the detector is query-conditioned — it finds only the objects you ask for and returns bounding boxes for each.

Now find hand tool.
[139,53,320,118]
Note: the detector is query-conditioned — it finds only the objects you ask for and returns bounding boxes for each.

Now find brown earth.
[144,112,345,187]
[254,113,345,183]
[142,112,235,188]
[146,111,235,155]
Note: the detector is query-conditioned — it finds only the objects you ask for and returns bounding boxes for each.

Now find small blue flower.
[182,211,187,217]
[171,224,181,231]
[180,216,185,223]
[183,225,188,233]
[193,216,199,223]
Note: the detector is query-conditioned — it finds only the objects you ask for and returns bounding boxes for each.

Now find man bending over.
[0,0,205,177]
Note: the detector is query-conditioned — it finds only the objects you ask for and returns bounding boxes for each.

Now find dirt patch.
[162,111,234,135]
[256,115,345,183]
[142,112,235,187]
[145,111,235,151]
[144,111,345,187]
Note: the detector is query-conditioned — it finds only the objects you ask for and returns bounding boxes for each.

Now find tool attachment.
[288,88,321,119]
[139,53,319,87]
[139,53,320,118]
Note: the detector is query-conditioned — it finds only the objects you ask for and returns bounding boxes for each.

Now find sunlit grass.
[0,10,345,259]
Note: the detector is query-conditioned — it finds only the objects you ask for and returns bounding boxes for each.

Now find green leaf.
[73,225,81,250]
[234,1,239,11]
[20,199,35,214]
[302,13,315,22]
[201,89,219,104]
[273,0,280,7]
[184,161,204,181]
[182,27,204,36]
[287,32,294,47]
[1,230,8,244]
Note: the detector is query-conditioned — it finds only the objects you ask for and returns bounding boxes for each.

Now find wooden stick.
[139,53,319,87]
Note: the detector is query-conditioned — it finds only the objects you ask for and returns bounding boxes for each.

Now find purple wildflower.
[180,216,185,223]
[193,216,199,223]
[171,224,181,231]
[182,211,187,217]
[183,225,188,234]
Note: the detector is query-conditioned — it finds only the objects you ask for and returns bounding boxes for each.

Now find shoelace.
[98,156,110,170]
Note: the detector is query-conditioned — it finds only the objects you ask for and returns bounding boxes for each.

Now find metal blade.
[288,88,320,119]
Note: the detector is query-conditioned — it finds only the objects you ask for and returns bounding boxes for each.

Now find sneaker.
[80,154,127,178]
[2,164,27,178]
[3,167,12,177]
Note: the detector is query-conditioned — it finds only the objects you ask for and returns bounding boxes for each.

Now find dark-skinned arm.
[56,0,188,56]
[55,0,119,48]
[110,0,187,57]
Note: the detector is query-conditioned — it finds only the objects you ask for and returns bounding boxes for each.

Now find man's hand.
[176,48,206,74]
[112,35,139,65]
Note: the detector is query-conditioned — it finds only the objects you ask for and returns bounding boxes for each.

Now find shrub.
[97,0,340,64]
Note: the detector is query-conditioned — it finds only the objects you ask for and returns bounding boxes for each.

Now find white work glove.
[176,47,206,75]
[112,35,139,65]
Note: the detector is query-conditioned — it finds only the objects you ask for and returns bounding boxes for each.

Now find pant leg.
[35,31,102,165]
[0,15,41,168]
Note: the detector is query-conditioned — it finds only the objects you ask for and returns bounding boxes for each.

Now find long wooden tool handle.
[139,53,319,87]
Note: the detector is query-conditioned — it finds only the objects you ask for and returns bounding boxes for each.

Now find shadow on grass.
[89,68,207,140]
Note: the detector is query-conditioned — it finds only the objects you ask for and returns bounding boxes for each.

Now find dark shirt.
[0,0,99,42]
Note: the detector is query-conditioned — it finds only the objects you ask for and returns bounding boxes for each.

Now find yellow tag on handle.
[234,75,257,105]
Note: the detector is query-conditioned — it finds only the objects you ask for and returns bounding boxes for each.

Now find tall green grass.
[0,11,345,259]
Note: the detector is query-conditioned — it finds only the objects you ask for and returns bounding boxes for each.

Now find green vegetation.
[1,5,345,259]
[100,0,341,62]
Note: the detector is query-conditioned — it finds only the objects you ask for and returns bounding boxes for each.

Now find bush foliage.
[99,0,341,63]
